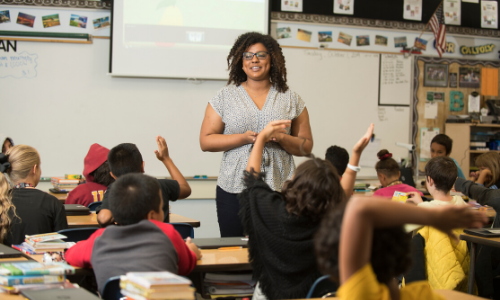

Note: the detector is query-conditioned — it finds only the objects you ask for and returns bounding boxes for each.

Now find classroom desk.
[49,191,67,203]
[67,213,201,228]
[460,233,500,294]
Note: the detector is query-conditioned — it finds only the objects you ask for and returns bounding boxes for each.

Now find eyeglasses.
[242,51,269,60]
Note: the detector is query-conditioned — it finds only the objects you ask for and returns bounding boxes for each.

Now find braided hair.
[227,32,289,93]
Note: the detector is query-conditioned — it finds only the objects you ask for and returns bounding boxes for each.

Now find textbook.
[0,281,76,294]
[0,262,75,276]
[0,274,65,286]
[125,271,192,289]
[121,272,195,300]
[120,281,196,300]
[25,233,69,249]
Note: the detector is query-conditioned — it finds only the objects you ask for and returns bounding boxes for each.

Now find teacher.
[200,32,313,237]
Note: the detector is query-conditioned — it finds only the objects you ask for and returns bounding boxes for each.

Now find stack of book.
[0,262,75,294]
[51,176,80,192]
[13,233,74,254]
[204,272,255,297]
[120,271,195,300]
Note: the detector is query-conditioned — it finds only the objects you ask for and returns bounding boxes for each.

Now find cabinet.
[445,123,500,178]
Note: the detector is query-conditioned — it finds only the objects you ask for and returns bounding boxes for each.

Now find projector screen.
[111,0,270,80]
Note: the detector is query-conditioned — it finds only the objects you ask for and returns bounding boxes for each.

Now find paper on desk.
[420,128,440,161]
[425,102,438,119]
[359,138,380,168]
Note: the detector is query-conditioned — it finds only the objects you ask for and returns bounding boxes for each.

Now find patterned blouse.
[209,84,306,194]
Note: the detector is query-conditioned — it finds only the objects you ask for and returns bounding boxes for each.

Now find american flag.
[429,3,446,57]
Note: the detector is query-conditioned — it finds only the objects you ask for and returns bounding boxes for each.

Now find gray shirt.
[210,84,305,193]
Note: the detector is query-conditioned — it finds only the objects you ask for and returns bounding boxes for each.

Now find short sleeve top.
[209,84,305,193]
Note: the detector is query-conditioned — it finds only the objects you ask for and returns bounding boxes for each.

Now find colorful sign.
[460,44,495,55]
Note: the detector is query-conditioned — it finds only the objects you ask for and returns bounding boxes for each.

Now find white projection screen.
[111,0,270,80]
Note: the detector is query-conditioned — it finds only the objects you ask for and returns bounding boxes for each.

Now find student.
[325,145,349,178]
[96,136,191,226]
[405,156,470,291]
[1,137,13,154]
[2,145,67,246]
[314,196,487,300]
[430,134,465,179]
[471,151,500,189]
[66,143,114,207]
[65,173,201,295]
[239,120,373,300]
[454,176,500,298]
[0,154,16,244]
[373,149,423,198]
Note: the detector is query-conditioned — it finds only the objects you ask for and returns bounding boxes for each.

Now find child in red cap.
[66,144,114,207]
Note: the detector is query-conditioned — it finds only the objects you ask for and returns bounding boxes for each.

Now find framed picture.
[459,67,481,88]
[449,72,458,88]
[424,63,449,87]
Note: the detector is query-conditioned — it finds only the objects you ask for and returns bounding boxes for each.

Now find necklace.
[386,180,402,187]
[245,82,270,99]
[14,182,34,189]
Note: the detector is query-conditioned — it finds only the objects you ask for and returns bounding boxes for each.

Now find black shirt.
[4,188,68,246]
[96,179,180,223]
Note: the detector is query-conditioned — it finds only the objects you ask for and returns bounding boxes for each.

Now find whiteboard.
[0,41,411,178]
[379,54,412,106]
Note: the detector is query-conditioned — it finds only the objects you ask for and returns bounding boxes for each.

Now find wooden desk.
[49,192,67,203]
[460,233,500,294]
[194,248,250,272]
[67,213,201,228]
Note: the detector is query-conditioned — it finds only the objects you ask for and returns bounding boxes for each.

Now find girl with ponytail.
[0,154,15,243]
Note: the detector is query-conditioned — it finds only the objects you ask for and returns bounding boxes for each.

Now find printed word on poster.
[444,0,461,25]
[404,0,422,21]
[481,0,498,28]
[334,0,354,15]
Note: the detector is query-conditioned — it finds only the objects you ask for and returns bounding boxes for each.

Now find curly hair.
[281,157,345,222]
[315,202,412,285]
[227,32,289,93]
[325,145,349,176]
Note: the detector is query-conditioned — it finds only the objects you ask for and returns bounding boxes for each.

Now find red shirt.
[65,182,107,207]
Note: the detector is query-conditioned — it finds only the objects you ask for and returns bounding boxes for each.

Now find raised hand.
[353,123,374,155]
[154,135,170,161]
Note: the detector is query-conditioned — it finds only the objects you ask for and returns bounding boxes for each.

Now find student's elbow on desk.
[97,209,114,227]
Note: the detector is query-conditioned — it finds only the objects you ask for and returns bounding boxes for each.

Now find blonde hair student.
[2,145,67,246]
[0,154,15,243]
[473,152,500,189]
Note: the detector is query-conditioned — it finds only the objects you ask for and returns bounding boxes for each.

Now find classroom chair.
[305,275,338,298]
[87,201,103,212]
[171,223,194,239]
[101,276,122,300]
[58,228,98,243]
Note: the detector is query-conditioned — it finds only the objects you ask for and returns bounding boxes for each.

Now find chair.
[58,228,98,243]
[87,201,103,212]
[171,223,194,239]
[306,275,338,298]
[101,276,122,300]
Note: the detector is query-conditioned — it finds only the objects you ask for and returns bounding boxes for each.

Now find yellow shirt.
[337,264,445,300]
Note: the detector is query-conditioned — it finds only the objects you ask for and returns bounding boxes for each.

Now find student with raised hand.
[66,173,201,295]
[315,196,487,300]
[471,151,500,189]
[239,121,372,300]
[373,149,423,198]
[96,136,191,227]
[0,154,16,244]
[1,145,67,245]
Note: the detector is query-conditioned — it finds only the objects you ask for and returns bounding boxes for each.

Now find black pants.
[216,186,244,237]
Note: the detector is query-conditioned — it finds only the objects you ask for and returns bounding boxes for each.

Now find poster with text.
[481,0,498,28]
[334,0,354,15]
[403,0,422,21]
[281,0,303,12]
[444,0,461,25]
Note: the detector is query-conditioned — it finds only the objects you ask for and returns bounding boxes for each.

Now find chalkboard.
[0,40,412,178]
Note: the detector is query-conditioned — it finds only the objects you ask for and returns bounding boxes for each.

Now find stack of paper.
[120,271,195,300]
[0,262,75,294]
[204,272,255,297]
[51,177,79,192]
[22,233,74,253]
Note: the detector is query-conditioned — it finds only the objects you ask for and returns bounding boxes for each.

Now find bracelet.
[347,164,361,172]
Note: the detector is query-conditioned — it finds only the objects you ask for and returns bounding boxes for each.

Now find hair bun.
[377,149,392,161]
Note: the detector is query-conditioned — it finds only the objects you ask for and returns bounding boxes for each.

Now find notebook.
[0,243,25,259]
[463,228,500,238]
[190,237,249,249]
[22,287,101,300]
[63,204,90,216]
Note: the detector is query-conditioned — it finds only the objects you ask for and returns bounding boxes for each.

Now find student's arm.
[154,136,191,199]
[340,124,374,196]
[200,104,257,152]
[339,196,487,284]
[475,169,492,186]
[246,120,292,173]
[271,108,313,156]
[455,177,500,210]
[65,229,105,268]
[49,195,68,231]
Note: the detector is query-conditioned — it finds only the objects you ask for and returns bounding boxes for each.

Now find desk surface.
[194,248,250,272]
[460,233,500,248]
[67,213,201,228]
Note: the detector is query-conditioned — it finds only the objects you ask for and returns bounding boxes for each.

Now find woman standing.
[200,32,313,237]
